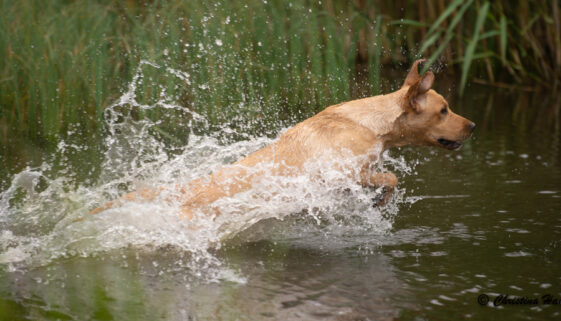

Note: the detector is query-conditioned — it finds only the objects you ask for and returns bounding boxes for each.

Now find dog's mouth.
[437,138,462,150]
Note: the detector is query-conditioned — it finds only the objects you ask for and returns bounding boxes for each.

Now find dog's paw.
[372,186,392,207]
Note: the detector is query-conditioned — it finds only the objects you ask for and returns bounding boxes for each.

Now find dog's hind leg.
[88,187,163,215]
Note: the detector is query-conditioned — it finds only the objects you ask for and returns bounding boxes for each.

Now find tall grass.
[1,0,559,145]
[413,0,561,95]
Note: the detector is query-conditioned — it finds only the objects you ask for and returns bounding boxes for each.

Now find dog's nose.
[468,122,476,133]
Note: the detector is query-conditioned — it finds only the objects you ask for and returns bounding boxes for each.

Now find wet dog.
[90,59,475,219]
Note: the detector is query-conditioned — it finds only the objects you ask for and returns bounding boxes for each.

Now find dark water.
[1,86,560,321]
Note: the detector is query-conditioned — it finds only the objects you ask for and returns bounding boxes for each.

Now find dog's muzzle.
[437,138,462,150]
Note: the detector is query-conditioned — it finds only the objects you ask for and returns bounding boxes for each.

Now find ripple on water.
[504,228,530,234]
[504,251,533,257]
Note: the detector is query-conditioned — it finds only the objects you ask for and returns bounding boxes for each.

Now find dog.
[89,59,475,220]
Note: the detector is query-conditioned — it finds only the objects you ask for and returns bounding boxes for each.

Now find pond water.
[0,75,560,320]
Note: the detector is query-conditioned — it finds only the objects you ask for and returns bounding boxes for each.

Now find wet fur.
[89,59,475,220]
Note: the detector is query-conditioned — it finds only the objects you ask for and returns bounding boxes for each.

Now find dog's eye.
[440,107,448,115]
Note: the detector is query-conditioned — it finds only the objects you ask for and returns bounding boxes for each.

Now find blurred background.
[1,0,559,139]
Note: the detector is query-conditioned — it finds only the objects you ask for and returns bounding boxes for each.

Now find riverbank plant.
[1,0,559,144]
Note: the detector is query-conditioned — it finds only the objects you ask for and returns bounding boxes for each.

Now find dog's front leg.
[359,169,397,206]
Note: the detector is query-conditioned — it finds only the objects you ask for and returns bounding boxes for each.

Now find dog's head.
[396,59,475,150]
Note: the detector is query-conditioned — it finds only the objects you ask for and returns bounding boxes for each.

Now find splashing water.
[0,61,415,281]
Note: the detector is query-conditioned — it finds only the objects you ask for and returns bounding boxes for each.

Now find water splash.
[0,61,415,280]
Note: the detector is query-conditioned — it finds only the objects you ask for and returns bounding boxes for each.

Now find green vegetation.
[1,0,559,144]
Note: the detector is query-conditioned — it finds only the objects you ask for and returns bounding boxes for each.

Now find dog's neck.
[381,113,418,149]
[332,90,406,138]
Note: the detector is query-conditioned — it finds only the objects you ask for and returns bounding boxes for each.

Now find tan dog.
[90,59,475,220]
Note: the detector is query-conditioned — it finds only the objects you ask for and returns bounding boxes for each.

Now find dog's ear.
[404,71,434,112]
[402,59,426,88]
[418,71,434,94]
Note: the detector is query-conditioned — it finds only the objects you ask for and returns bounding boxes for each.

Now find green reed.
[414,0,560,95]
[1,0,559,145]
